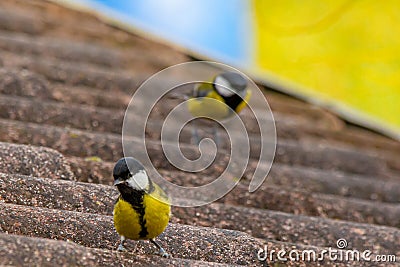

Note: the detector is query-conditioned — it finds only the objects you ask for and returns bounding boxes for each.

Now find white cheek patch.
[215,76,235,97]
[127,170,149,190]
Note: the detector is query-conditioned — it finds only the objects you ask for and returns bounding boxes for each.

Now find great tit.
[113,157,171,257]
[186,72,251,145]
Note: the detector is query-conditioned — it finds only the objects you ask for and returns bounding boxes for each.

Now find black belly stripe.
[136,203,148,238]
[223,94,243,112]
[119,188,148,238]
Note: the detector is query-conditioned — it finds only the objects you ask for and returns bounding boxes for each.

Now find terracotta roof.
[0,0,399,266]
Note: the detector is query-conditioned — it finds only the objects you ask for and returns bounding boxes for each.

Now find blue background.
[80,0,250,65]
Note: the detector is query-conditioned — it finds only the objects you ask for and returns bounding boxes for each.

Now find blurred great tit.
[113,157,171,257]
[186,71,251,144]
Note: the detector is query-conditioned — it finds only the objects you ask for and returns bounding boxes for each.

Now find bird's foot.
[212,126,220,147]
[191,128,201,146]
[117,244,127,252]
[117,236,127,252]
[150,239,170,258]
[159,248,170,258]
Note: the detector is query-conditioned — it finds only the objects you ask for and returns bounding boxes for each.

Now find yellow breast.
[113,184,171,240]
[142,186,171,239]
[113,198,141,240]
[187,89,252,121]
[187,91,230,120]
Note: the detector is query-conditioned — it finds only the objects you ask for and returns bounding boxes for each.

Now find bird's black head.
[213,72,247,97]
[113,157,150,192]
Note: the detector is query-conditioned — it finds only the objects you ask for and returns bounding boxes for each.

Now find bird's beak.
[113,178,125,186]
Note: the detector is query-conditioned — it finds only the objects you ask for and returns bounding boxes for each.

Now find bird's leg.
[117,235,127,252]
[150,239,170,258]
[212,125,220,147]
[191,120,200,145]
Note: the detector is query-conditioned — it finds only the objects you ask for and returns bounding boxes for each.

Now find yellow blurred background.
[252,0,400,138]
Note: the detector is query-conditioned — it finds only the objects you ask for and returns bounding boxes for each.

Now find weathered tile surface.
[0,0,399,266]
